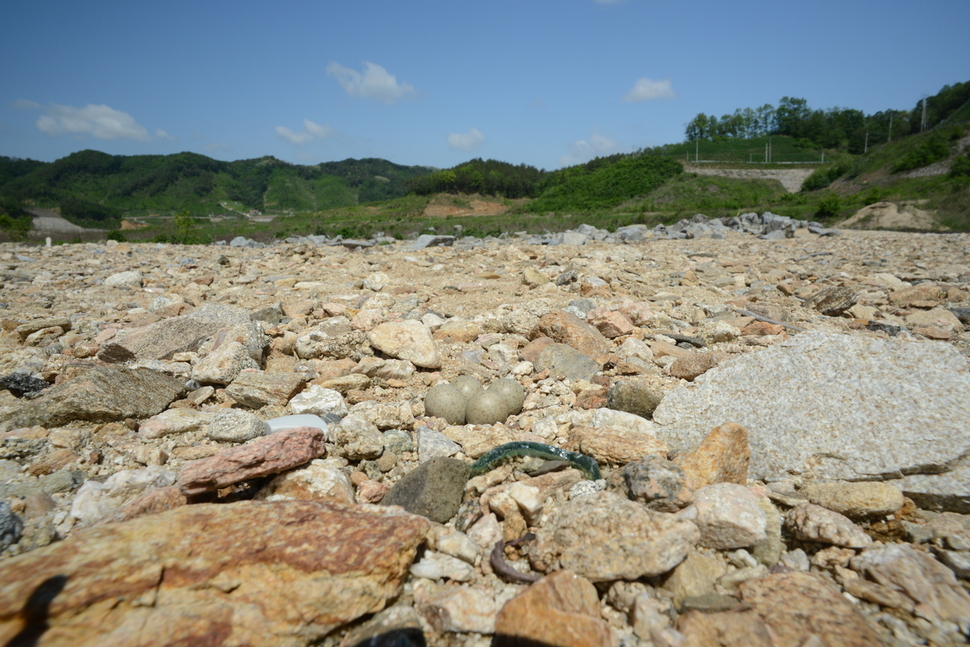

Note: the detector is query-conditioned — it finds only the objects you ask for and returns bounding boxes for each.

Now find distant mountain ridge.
[0,150,434,224]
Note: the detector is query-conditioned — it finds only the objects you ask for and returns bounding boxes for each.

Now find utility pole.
[921,96,928,132]
[695,139,699,163]
[887,113,893,143]
[864,128,869,154]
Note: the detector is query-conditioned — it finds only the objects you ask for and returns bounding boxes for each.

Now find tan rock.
[312,373,372,394]
[567,425,668,464]
[905,306,963,334]
[432,319,482,343]
[191,340,259,385]
[416,583,501,634]
[648,339,692,359]
[799,481,904,518]
[530,491,699,581]
[494,571,615,647]
[176,426,327,495]
[521,266,549,287]
[889,283,947,308]
[673,422,750,489]
[786,503,872,548]
[532,311,612,363]
[0,500,429,647]
[739,571,889,646]
[368,320,441,368]
[668,352,719,381]
[662,549,728,607]
[442,424,521,458]
[225,371,305,408]
[678,609,775,647]
[850,543,970,624]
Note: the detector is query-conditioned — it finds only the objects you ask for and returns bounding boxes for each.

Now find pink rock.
[176,426,327,495]
[586,307,635,339]
[616,300,656,326]
[350,308,384,331]
[357,479,390,504]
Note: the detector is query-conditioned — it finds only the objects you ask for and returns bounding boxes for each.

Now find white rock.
[436,530,481,564]
[416,584,501,634]
[689,483,767,550]
[363,272,389,291]
[508,482,543,522]
[255,458,355,505]
[70,466,176,525]
[191,341,258,385]
[104,270,143,288]
[207,409,268,443]
[466,513,503,550]
[138,409,214,440]
[417,426,462,462]
[410,551,476,582]
[591,408,655,435]
[265,414,329,437]
[288,385,348,417]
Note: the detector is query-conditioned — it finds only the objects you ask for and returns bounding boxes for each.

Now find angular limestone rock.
[653,332,970,487]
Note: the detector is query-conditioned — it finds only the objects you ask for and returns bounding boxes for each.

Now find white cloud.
[155,128,174,141]
[13,99,40,110]
[36,103,151,141]
[326,61,416,105]
[559,131,625,167]
[204,142,229,153]
[623,77,676,102]
[275,119,336,145]
[447,127,485,151]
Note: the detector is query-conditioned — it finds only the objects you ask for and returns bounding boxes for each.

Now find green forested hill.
[0,151,433,225]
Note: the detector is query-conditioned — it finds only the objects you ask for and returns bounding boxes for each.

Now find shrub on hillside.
[949,153,970,179]
[893,135,951,173]
[527,155,683,213]
[815,193,842,218]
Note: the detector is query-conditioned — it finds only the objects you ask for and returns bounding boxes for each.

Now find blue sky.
[2,0,968,170]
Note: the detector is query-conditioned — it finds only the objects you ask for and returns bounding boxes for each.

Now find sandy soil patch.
[423,195,511,218]
[839,201,943,231]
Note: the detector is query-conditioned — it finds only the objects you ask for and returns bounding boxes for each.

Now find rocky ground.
[0,218,969,646]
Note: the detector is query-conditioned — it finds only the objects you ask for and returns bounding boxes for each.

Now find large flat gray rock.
[97,304,262,363]
[653,332,970,485]
[0,366,184,432]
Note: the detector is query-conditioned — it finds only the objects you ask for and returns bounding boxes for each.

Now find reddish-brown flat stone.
[176,426,327,495]
[0,500,429,647]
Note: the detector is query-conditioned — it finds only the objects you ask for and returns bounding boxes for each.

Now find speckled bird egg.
[465,390,511,425]
[451,375,484,401]
[487,378,525,416]
[424,383,467,425]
